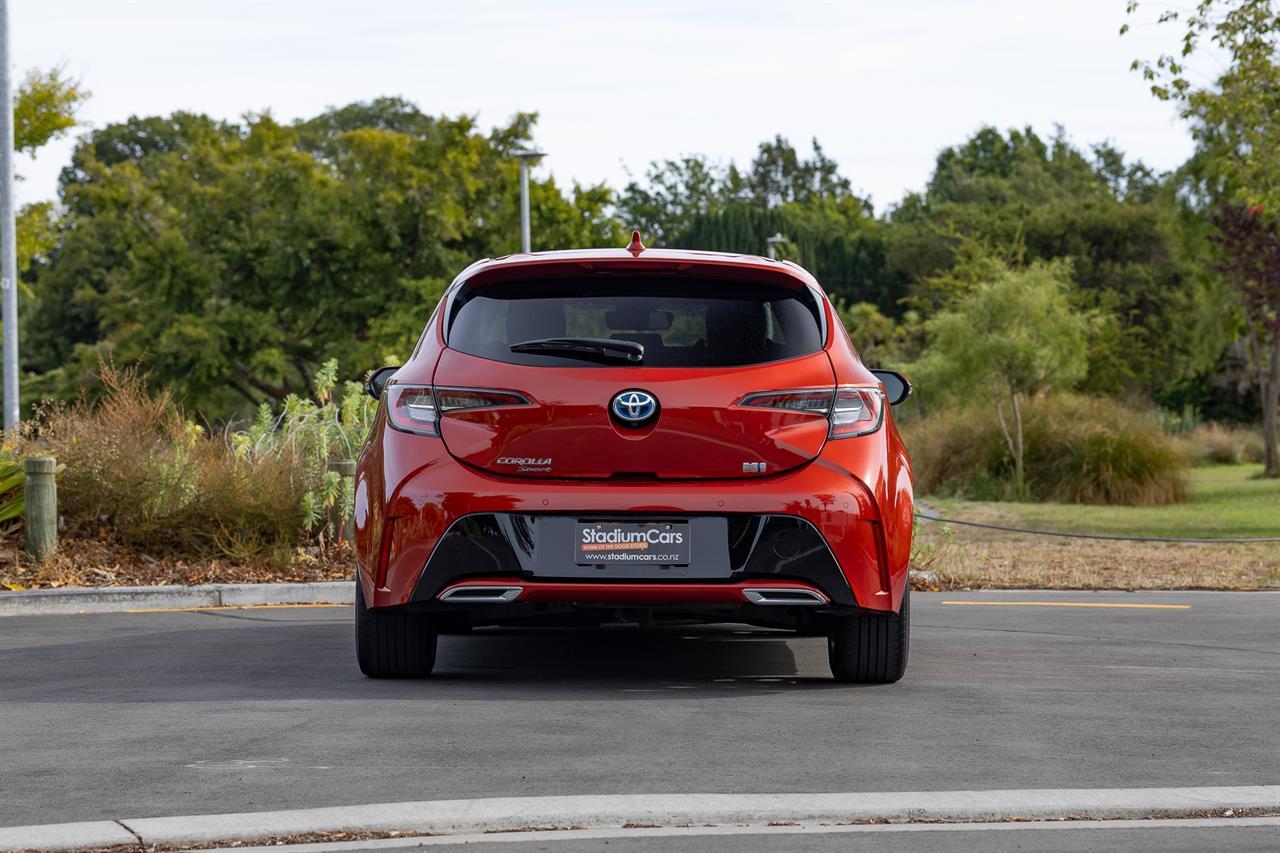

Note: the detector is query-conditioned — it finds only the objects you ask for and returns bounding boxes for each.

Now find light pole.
[0,0,17,429]
[766,232,788,261]
[512,149,545,253]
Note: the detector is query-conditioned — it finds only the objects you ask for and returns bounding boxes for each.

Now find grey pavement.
[1,590,1277,834]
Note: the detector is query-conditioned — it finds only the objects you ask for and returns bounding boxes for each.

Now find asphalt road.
[2,590,1277,843]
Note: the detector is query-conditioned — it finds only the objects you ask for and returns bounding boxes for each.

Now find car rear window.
[447,278,824,368]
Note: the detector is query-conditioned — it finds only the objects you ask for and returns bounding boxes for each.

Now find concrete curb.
[0,581,354,617]
[1,786,1276,850]
[0,819,138,850]
[0,577,955,617]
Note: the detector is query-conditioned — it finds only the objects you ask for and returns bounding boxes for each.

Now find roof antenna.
[626,229,645,255]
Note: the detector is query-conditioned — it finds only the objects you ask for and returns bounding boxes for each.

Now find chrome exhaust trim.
[742,588,827,606]
[438,586,523,603]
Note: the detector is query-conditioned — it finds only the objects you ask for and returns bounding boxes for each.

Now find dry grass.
[12,363,314,564]
[912,523,1280,591]
[911,459,1280,591]
[1177,422,1267,466]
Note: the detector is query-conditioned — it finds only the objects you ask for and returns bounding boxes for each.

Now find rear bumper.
[409,512,861,607]
[356,437,905,613]
[437,577,829,606]
[420,577,842,631]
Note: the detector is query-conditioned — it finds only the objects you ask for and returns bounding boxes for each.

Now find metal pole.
[512,149,544,254]
[766,232,787,261]
[518,157,531,253]
[0,0,18,429]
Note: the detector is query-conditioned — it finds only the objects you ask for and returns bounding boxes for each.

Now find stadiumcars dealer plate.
[575,521,690,566]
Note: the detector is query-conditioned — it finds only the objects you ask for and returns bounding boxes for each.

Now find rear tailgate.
[433,274,835,480]
[434,349,834,479]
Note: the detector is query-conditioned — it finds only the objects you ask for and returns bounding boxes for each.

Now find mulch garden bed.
[0,527,352,591]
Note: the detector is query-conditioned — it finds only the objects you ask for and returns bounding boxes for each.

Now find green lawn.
[926,465,1280,539]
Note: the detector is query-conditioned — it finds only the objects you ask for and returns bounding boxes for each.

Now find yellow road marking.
[942,601,1190,610]
[125,603,348,614]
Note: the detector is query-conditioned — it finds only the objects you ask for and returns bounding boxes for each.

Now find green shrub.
[16,360,375,563]
[0,455,24,536]
[904,394,1189,505]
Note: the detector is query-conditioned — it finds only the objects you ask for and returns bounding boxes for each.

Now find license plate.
[575,521,691,566]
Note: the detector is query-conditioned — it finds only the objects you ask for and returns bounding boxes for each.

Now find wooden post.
[326,459,356,543]
[23,456,56,560]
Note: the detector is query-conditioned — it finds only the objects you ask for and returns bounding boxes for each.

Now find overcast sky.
[14,0,1193,213]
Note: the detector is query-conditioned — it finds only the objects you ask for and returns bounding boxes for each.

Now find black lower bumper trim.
[409,513,857,607]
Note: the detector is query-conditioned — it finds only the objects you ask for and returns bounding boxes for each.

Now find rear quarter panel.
[823,307,914,611]
[355,301,448,603]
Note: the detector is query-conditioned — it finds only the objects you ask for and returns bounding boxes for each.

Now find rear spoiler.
[458,254,816,291]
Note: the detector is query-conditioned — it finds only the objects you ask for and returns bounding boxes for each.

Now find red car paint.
[355,245,913,618]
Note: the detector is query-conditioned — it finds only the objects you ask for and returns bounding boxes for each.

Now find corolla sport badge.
[610,389,659,427]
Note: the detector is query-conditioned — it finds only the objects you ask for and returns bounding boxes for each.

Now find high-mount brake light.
[386,386,531,437]
[739,386,884,439]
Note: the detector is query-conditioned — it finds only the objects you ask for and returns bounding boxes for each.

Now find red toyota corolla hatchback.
[354,234,914,683]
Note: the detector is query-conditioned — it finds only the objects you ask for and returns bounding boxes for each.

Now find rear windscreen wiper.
[510,337,644,364]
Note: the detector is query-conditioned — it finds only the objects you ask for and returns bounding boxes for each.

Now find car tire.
[827,587,909,684]
[356,580,438,678]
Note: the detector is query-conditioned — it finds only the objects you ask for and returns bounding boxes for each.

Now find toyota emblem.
[610,390,658,426]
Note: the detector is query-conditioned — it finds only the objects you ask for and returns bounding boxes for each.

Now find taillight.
[829,387,884,437]
[385,385,531,436]
[739,389,833,414]
[386,386,439,436]
[433,387,531,412]
[740,386,884,439]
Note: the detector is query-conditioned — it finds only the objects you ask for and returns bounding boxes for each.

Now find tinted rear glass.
[448,279,823,368]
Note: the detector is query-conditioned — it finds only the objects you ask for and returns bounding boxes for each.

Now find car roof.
[448,245,823,293]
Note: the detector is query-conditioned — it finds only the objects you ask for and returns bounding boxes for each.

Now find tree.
[1127,0,1280,474]
[616,136,901,309]
[26,104,622,418]
[12,68,88,277]
[674,197,901,309]
[1212,205,1280,475]
[616,136,871,248]
[617,155,727,246]
[889,125,1233,398]
[830,299,926,372]
[745,136,854,207]
[14,68,86,155]
[917,260,1092,498]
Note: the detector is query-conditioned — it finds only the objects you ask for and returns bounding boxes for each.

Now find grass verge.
[915,465,1280,590]
[925,465,1280,539]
